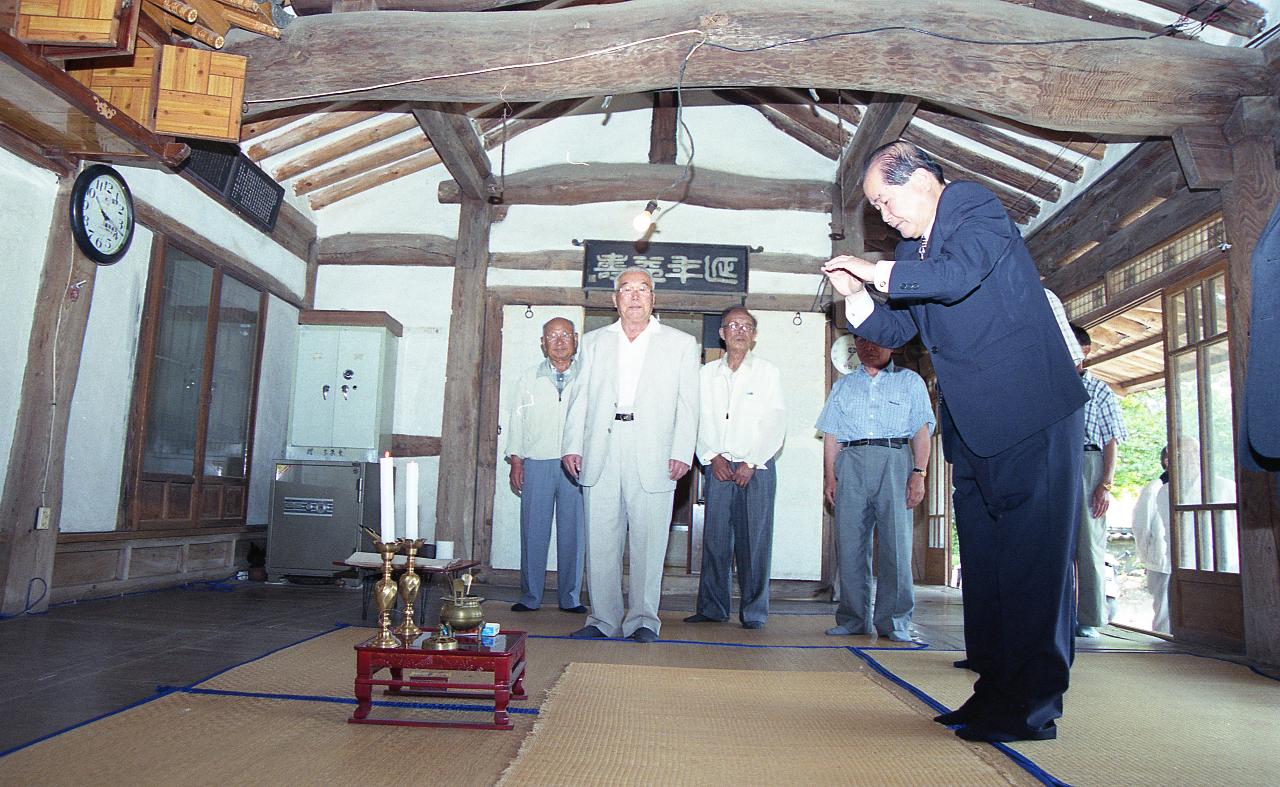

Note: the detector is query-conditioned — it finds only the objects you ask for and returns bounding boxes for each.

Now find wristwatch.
[911,467,927,478]
[1100,481,1113,492]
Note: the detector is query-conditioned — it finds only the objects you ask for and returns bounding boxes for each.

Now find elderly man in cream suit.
[562,267,700,643]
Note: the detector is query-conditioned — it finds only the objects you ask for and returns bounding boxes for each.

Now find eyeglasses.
[544,331,574,341]
[723,321,755,333]
[617,285,652,295]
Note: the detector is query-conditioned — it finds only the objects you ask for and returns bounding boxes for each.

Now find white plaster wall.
[116,164,308,298]
[678,102,834,182]
[312,264,455,539]
[246,296,300,525]
[0,149,59,501]
[60,227,154,532]
[315,159,461,239]
[751,310,827,580]
[490,305,586,571]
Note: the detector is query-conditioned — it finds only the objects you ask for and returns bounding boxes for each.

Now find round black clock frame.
[69,164,135,266]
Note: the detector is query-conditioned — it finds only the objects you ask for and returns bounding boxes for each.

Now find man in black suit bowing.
[822,141,1088,743]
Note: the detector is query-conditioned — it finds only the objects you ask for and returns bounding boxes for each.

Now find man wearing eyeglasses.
[562,267,700,643]
[685,307,786,630]
[505,317,587,615]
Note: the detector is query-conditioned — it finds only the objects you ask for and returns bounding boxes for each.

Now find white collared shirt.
[696,352,786,468]
[610,316,656,411]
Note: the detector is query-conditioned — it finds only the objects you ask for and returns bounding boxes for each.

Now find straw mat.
[499,662,1032,786]
[870,648,1280,786]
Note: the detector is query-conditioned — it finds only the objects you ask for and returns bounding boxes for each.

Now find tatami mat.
[870,648,1280,787]
[499,662,1032,786]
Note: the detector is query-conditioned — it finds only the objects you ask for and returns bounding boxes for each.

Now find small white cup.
[435,540,454,560]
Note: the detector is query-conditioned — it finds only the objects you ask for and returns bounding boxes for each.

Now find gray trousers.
[1076,450,1108,627]
[582,421,675,637]
[833,444,914,637]
[694,459,777,625]
[517,458,585,610]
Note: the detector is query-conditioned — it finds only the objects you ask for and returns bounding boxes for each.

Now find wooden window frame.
[119,233,268,530]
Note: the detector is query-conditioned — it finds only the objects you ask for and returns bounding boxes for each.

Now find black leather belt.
[1084,445,1102,452]
[614,413,635,421]
[840,438,908,449]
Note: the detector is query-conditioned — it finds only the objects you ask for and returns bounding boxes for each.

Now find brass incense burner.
[440,573,484,632]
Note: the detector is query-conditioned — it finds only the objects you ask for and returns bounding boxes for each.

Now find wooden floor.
[0,575,1175,755]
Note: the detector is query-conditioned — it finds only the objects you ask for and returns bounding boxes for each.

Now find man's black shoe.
[630,627,659,643]
[510,602,536,612]
[559,605,589,614]
[569,625,607,639]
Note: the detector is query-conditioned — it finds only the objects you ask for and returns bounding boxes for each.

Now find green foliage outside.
[1114,387,1168,495]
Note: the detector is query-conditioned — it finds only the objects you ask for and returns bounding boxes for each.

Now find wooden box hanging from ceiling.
[65,31,161,129]
[9,0,125,48]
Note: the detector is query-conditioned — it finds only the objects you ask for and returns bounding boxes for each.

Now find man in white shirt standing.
[505,317,587,615]
[685,307,786,630]
[562,267,700,643]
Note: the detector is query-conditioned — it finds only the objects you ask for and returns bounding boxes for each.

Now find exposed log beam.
[902,124,1060,203]
[835,93,919,211]
[292,0,527,12]
[1172,125,1233,191]
[722,88,851,151]
[999,0,1169,36]
[490,249,826,272]
[226,0,1266,135]
[947,106,1107,159]
[240,102,332,140]
[412,102,495,201]
[1043,186,1221,297]
[273,113,420,181]
[440,162,833,212]
[916,106,1083,182]
[297,135,434,196]
[315,232,456,265]
[718,90,842,159]
[927,152,1040,223]
[1141,0,1265,38]
[649,91,677,164]
[309,149,442,209]
[246,101,388,160]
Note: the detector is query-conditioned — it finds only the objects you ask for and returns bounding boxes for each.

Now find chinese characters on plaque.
[582,240,750,296]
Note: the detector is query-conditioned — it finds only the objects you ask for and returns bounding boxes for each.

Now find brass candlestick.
[370,540,402,648]
[394,538,425,641]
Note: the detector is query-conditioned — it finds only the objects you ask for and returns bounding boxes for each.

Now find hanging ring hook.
[525,305,534,319]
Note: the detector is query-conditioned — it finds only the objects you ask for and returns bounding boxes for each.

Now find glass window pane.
[203,276,261,478]
[1195,510,1213,571]
[1203,339,1237,505]
[1205,274,1227,339]
[1170,351,1202,505]
[1175,510,1197,569]
[1169,291,1187,350]
[1186,282,1203,344]
[1214,509,1240,574]
[142,252,213,475]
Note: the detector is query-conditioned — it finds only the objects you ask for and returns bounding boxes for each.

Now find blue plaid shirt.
[815,361,935,441]
[1081,371,1126,448]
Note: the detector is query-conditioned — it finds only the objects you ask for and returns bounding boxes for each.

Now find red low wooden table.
[350,629,527,730]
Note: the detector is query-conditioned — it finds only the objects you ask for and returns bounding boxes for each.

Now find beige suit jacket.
[562,319,700,492]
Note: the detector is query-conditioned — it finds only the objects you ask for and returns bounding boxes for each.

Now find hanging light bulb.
[632,200,658,233]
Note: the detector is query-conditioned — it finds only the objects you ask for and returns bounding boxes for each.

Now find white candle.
[405,461,419,540]
[379,452,395,543]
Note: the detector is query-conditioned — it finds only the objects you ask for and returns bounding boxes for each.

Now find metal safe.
[267,460,379,578]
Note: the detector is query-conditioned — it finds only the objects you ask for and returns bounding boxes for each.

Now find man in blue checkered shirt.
[1071,324,1128,638]
[816,335,935,643]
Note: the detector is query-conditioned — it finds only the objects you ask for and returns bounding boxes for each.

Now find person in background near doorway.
[685,307,786,630]
[505,317,587,615]
[816,335,934,643]
[821,140,1087,743]
[1071,323,1128,639]
[1131,446,1171,633]
[562,267,700,643]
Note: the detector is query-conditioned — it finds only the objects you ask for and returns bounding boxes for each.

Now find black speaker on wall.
[178,139,285,232]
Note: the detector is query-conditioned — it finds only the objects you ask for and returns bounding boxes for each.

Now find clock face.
[70,165,135,265]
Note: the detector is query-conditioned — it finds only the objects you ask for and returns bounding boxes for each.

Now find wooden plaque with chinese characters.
[153,44,245,141]
[12,0,122,47]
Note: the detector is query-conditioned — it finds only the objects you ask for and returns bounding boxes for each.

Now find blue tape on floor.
[529,633,880,650]
[847,646,1071,787]
[157,685,539,715]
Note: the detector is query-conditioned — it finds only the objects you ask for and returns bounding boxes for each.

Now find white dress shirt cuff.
[843,288,876,328]
[873,259,896,293]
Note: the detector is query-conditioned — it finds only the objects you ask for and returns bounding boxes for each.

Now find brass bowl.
[440,596,485,632]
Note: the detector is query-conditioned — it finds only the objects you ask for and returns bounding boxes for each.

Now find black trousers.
[947,402,1084,733]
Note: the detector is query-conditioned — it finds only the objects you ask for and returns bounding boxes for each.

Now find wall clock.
[69,164,135,265]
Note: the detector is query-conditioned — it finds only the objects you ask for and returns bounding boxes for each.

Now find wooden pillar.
[0,183,98,616]
[1220,95,1280,668]
[434,196,491,559]
[471,294,504,568]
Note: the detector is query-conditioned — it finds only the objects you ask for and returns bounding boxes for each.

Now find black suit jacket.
[1240,197,1280,470]
[855,181,1087,458]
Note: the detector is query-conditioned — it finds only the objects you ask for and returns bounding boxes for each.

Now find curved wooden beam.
[226,0,1265,135]
[438,162,833,211]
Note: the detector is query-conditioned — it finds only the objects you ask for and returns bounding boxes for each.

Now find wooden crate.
[153,44,245,141]
[65,38,158,128]
[13,0,122,47]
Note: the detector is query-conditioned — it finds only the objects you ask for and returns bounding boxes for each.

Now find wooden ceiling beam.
[718,89,844,159]
[1140,0,1265,39]
[294,135,433,194]
[649,91,677,164]
[835,93,919,211]
[272,113,420,181]
[412,102,496,201]
[1171,125,1233,190]
[946,106,1107,159]
[290,0,527,13]
[240,102,333,141]
[902,125,1060,203]
[439,162,833,211]
[246,101,390,160]
[308,149,443,209]
[998,0,1169,36]
[916,106,1083,182]
[226,0,1266,135]
[925,152,1040,223]
[316,232,456,265]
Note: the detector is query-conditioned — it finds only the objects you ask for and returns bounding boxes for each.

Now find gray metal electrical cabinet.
[267,460,379,577]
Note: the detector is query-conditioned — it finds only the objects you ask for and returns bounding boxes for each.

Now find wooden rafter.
[718,90,844,159]
[902,125,1061,203]
[1140,0,1265,38]
[413,102,495,201]
[998,0,1170,36]
[835,93,919,210]
[916,106,1083,182]
[272,113,420,181]
[295,134,432,195]
[950,107,1107,159]
[924,152,1041,223]
[224,0,1266,135]
[309,149,442,209]
[246,101,388,160]
[240,102,332,140]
